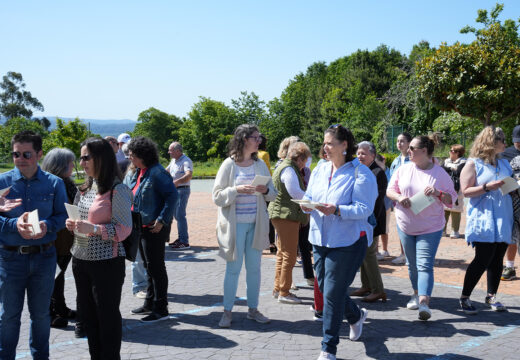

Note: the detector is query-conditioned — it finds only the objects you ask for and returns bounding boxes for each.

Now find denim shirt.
[465,158,513,245]
[304,158,378,248]
[123,163,178,225]
[389,154,410,178]
[0,167,68,246]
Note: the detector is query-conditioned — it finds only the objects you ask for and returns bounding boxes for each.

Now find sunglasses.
[449,149,457,153]
[408,145,423,152]
[11,151,34,159]
[79,154,92,162]
[328,123,341,129]
[247,136,262,142]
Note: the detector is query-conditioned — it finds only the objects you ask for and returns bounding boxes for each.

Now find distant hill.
[0,116,137,138]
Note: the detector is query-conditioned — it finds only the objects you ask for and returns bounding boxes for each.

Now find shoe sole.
[278,299,302,304]
[140,315,169,323]
[462,309,478,315]
[500,276,517,281]
[349,309,368,341]
[418,310,431,320]
[246,316,270,324]
[131,310,152,315]
[407,304,419,310]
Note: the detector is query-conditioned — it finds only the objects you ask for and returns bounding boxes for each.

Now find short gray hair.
[171,142,183,152]
[357,141,376,156]
[41,148,76,178]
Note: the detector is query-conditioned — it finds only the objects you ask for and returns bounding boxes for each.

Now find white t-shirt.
[167,154,193,186]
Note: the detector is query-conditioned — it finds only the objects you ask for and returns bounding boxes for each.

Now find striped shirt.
[235,164,257,223]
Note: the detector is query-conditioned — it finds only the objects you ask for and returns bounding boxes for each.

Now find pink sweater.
[388,163,456,235]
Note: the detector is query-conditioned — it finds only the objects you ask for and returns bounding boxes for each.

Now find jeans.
[73,256,125,360]
[141,225,170,315]
[223,223,262,311]
[397,226,442,297]
[132,248,147,294]
[313,236,367,355]
[174,187,190,244]
[0,245,57,360]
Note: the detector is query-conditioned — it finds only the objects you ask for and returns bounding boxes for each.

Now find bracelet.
[92,224,99,235]
[334,205,340,216]
[483,183,490,192]
[438,191,443,201]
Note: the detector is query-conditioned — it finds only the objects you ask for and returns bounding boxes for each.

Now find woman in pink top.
[387,135,456,321]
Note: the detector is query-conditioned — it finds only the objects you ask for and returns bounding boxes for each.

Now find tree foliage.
[416,3,520,126]
[0,72,44,119]
[0,117,46,161]
[43,118,91,159]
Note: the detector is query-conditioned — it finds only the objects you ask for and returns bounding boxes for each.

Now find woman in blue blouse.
[302,125,377,360]
[458,127,512,314]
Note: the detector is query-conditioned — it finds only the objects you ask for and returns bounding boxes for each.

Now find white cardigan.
[212,157,277,261]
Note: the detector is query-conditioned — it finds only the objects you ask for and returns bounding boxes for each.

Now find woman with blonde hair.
[458,127,512,314]
[275,136,301,168]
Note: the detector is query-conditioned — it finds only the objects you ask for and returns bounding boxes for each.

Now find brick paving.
[13,190,520,359]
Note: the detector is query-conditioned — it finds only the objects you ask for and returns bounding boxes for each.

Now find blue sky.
[1,0,520,120]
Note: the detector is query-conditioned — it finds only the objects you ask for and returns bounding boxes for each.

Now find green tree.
[133,107,182,158]
[232,91,267,125]
[0,117,45,161]
[0,72,44,119]
[416,3,520,126]
[43,118,90,159]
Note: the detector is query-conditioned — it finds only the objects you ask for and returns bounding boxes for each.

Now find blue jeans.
[396,226,442,297]
[174,187,190,244]
[132,248,147,294]
[223,223,262,311]
[313,236,367,355]
[0,246,56,360]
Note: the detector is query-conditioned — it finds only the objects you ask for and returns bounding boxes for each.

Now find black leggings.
[462,242,508,297]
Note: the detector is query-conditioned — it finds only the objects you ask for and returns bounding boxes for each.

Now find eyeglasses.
[408,145,423,152]
[247,136,261,142]
[11,151,33,159]
[79,154,92,162]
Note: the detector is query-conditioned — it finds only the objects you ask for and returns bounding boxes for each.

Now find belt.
[177,185,190,189]
[1,242,54,254]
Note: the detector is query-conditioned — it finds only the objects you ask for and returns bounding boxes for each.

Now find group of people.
[211,124,518,360]
[0,122,517,360]
[0,130,193,360]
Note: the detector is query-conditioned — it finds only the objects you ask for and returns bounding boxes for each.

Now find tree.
[0,117,46,161]
[416,3,520,126]
[0,72,44,119]
[231,91,267,125]
[133,107,182,158]
[43,118,90,159]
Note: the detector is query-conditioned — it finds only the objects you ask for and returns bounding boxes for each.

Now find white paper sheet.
[0,186,11,197]
[251,175,271,195]
[291,199,327,210]
[27,209,42,236]
[499,177,520,195]
[65,203,81,220]
[409,191,436,215]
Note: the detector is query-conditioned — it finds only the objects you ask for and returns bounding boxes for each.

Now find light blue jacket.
[304,158,378,248]
[465,158,513,245]
[389,154,410,178]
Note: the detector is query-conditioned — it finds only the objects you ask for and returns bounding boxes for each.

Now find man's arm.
[173,170,193,187]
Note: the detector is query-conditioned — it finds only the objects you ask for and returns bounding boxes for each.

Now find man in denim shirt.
[0,131,67,360]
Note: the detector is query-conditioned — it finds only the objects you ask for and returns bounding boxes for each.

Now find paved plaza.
[14,191,520,359]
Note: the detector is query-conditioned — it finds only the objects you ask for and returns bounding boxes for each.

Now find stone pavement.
[14,191,520,359]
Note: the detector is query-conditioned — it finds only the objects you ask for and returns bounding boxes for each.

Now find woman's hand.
[485,179,505,191]
[149,220,164,233]
[424,186,439,197]
[398,196,411,208]
[75,220,96,235]
[255,185,267,194]
[315,203,336,216]
[65,219,76,232]
[236,185,256,194]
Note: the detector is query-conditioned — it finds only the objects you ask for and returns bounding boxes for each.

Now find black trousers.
[298,223,314,280]
[72,256,125,360]
[462,242,508,297]
[140,224,169,315]
[51,254,72,315]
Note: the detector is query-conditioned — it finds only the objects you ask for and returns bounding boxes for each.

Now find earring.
[342,150,346,155]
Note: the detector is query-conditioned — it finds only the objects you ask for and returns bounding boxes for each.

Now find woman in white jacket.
[212,124,277,328]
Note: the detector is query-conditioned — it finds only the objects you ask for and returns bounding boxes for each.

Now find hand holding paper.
[499,177,520,195]
[409,191,436,215]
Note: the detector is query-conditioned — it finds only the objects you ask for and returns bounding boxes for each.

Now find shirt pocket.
[31,192,55,217]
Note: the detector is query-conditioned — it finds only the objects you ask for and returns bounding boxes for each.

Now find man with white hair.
[166,141,193,250]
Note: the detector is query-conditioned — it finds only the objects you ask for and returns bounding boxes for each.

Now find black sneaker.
[74,323,86,338]
[50,315,68,328]
[313,311,323,321]
[459,298,478,315]
[170,242,190,250]
[485,295,507,311]
[131,306,152,315]
[140,312,169,323]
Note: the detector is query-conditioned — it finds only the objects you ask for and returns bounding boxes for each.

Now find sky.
[1,0,520,121]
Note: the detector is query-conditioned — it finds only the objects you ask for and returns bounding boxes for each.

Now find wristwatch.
[483,183,490,192]
[334,206,340,216]
[93,224,99,235]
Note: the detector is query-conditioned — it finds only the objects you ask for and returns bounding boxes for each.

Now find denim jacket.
[123,163,178,225]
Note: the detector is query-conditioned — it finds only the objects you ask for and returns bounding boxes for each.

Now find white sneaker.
[392,254,406,265]
[450,231,460,239]
[407,294,419,310]
[218,310,232,328]
[376,252,385,261]
[349,308,368,341]
[418,303,431,321]
[278,293,302,304]
[317,351,336,360]
[134,290,147,299]
[247,308,270,324]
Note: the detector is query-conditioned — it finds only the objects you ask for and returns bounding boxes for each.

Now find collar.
[12,166,43,182]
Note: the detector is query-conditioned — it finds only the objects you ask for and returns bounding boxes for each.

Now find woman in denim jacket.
[124,137,177,323]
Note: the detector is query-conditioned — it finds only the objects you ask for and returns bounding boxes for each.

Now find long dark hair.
[324,124,357,163]
[79,137,121,195]
[228,124,259,162]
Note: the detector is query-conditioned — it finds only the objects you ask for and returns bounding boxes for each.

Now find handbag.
[110,183,142,262]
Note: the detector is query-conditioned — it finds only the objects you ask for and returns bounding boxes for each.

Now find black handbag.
[110,184,142,261]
